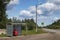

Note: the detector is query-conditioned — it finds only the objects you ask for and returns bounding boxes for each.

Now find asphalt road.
[42,28,60,34]
[0,28,60,40]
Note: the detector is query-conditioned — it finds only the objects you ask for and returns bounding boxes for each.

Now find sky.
[6,0,60,26]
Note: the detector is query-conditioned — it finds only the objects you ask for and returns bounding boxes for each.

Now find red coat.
[13,30,18,36]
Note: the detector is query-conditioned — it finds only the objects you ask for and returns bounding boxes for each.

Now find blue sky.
[6,0,60,26]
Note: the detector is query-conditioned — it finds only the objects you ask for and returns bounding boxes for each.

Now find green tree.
[0,0,10,29]
[46,19,60,29]
[10,17,21,23]
[24,19,36,30]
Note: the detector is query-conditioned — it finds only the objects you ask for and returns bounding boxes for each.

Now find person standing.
[13,29,18,36]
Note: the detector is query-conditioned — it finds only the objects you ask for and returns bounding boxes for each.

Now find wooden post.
[26,25,28,34]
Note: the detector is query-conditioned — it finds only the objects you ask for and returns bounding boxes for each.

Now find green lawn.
[22,29,46,35]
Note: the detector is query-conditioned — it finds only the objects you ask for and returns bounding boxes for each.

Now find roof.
[7,23,26,25]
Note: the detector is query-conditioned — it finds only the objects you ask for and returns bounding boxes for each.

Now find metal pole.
[25,23,28,35]
[36,5,38,32]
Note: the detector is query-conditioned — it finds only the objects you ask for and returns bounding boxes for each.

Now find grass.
[0,29,46,37]
[22,29,46,35]
[0,33,7,37]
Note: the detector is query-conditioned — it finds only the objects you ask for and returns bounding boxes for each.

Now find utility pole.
[36,5,38,32]
[35,0,41,32]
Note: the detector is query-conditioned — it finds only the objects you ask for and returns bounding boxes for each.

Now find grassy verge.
[0,29,46,37]
[0,33,7,37]
[22,29,46,35]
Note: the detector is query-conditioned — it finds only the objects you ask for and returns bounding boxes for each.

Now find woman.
[13,29,18,36]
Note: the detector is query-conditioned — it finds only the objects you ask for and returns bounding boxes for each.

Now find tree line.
[8,17,37,30]
[46,19,60,29]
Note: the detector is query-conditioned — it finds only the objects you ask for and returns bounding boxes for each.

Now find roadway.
[42,28,60,35]
[0,28,60,40]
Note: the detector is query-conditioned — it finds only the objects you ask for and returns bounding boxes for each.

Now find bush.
[0,33,7,37]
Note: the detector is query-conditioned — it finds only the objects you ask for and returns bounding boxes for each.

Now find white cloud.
[39,2,57,11]
[40,16,48,19]
[7,0,19,10]
[53,17,60,21]
[8,0,19,5]
[28,6,36,12]
[47,0,60,9]
[28,6,43,14]
[37,2,60,15]
[47,0,60,4]
[19,17,25,21]
[37,9,43,14]
[20,10,33,16]
[37,16,48,20]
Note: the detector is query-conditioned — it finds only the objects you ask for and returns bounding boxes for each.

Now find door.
[14,25,21,36]
[6,25,13,36]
